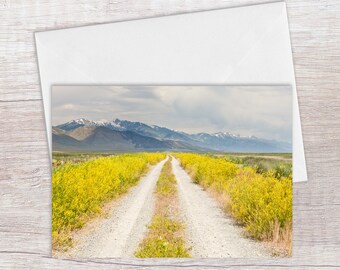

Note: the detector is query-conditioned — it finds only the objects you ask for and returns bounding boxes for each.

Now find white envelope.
[35,1,307,182]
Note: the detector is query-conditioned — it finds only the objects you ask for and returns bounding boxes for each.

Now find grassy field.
[175,153,292,256]
[52,152,118,167]
[223,152,292,158]
[52,152,165,251]
[225,154,292,179]
[52,151,292,256]
[135,158,190,258]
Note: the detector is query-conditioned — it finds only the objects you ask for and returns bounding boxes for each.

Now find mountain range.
[52,118,291,153]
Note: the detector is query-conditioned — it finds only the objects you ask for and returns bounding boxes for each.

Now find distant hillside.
[53,118,292,153]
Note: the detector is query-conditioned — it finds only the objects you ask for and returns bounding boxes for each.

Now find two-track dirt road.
[65,155,269,258]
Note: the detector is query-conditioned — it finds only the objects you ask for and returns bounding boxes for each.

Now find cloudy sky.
[52,85,292,143]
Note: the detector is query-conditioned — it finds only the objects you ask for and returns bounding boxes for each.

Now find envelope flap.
[36,2,287,84]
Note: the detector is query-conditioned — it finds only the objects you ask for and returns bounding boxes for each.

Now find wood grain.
[0,0,339,269]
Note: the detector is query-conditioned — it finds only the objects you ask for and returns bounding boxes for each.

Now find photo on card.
[51,85,292,258]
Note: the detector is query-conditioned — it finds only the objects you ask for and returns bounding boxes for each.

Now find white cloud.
[52,85,292,142]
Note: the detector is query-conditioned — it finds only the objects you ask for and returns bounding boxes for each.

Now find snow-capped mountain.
[57,118,193,141]
[54,118,291,153]
[56,118,126,131]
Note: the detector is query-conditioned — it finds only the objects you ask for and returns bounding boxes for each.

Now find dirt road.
[67,157,168,258]
[171,156,270,258]
[65,155,270,258]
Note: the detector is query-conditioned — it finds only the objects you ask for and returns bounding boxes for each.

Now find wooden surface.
[1,0,340,269]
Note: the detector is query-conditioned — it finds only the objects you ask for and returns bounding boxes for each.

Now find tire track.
[66,157,168,258]
[171,156,270,258]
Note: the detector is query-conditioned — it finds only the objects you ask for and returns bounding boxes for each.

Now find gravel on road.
[67,157,168,258]
[171,156,270,258]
